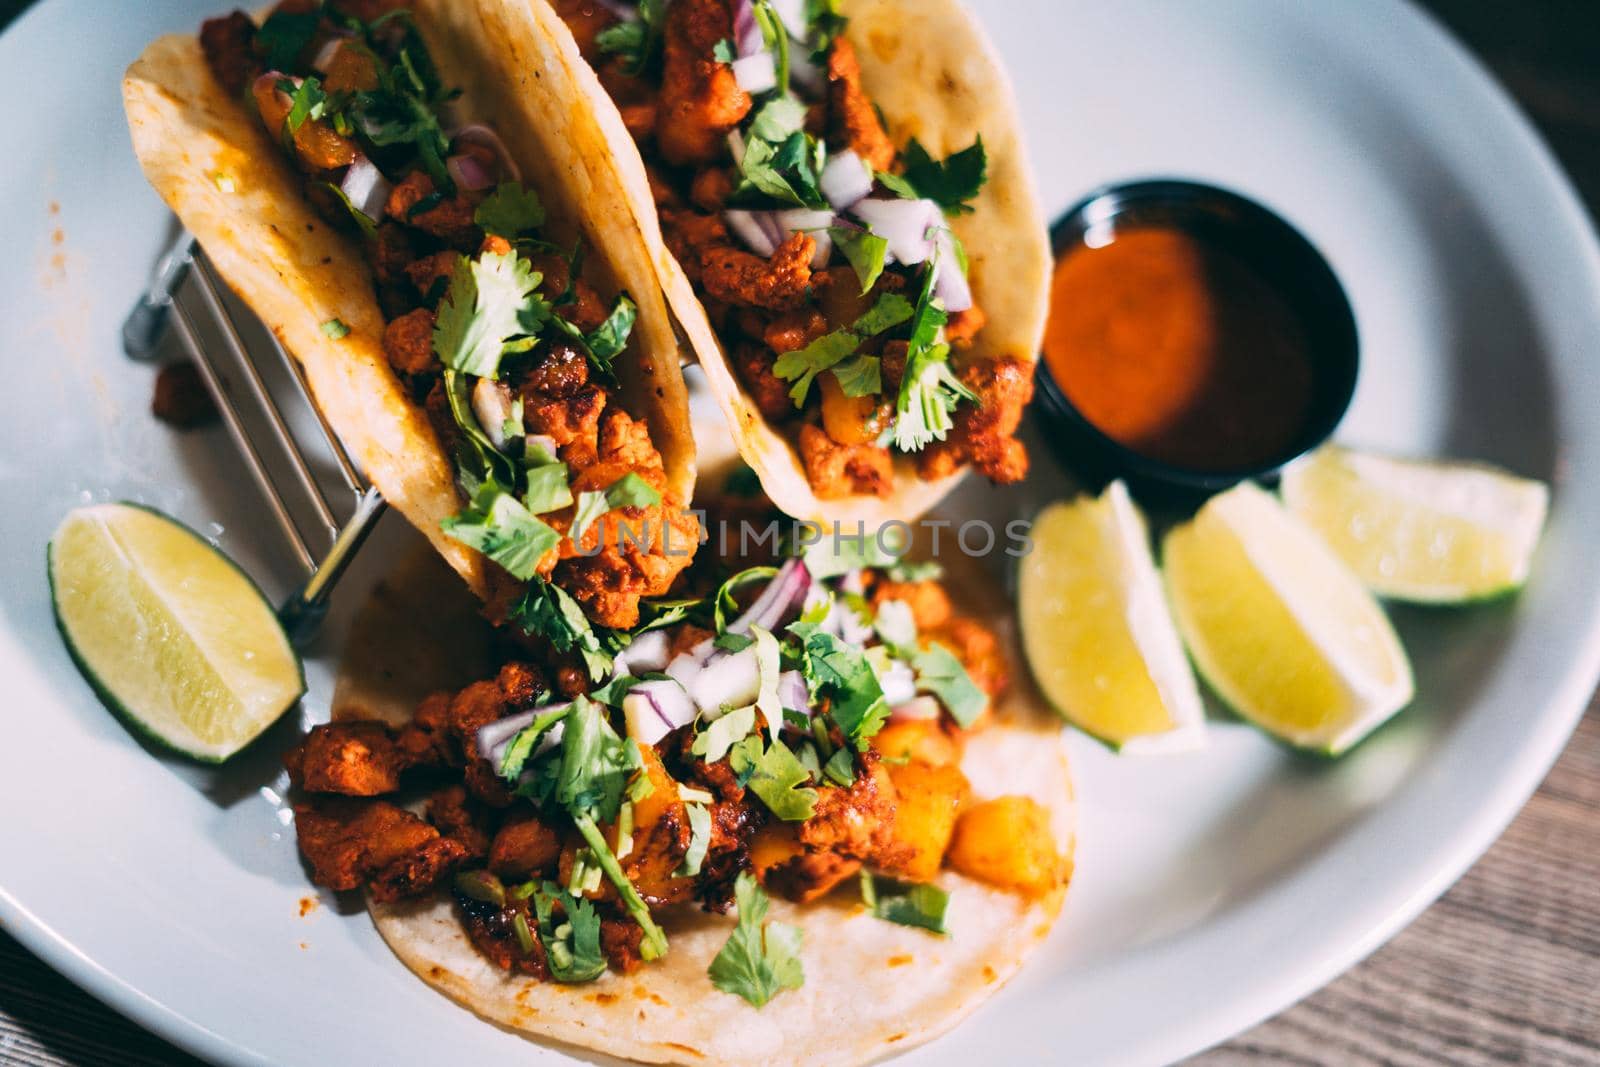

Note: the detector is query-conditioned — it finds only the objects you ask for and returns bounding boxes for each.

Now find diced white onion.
[725,209,778,257]
[475,706,569,765]
[850,197,941,266]
[769,0,809,40]
[471,379,517,450]
[727,128,747,166]
[623,680,695,746]
[933,228,973,312]
[877,659,918,706]
[821,150,873,211]
[686,647,761,714]
[776,208,834,233]
[889,696,943,722]
[613,629,672,676]
[524,434,558,465]
[807,228,833,269]
[340,156,391,220]
[732,52,777,94]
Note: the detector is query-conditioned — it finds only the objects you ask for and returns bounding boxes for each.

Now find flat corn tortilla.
[555,0,1051,529]
[122,0,694,600]
[362,545,1073,1067]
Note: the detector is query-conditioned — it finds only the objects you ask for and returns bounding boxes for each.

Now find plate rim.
[1,0,1598,1064]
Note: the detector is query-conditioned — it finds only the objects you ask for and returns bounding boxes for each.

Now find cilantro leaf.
[556,696,640,824]
[893,253,975,452]
[440,479,560,581]
[734,98,827,209]
[771,292,913,405]
[708,872,805,1008]
[693,705,758,764]
[320,318,350,340]
[752,625,782,730]
[499,707,570,781]
[732,735,819,821]
[900,136,988,216]
[255,9,320,70]
[712,37,738,63]
[829,226,888,293]
[583,293,638,369]
[531,881,607,982]
[887,559,944,582]
[433,250,548,379]
[595,0,665,76]
[874,169,920,201]
[822,746,855,786]
[474,182,546,238]
[570,472,663,544]
[508,577,616,681]
[860,871,950,934]
[801,534,905,579]
[573,812,669,960]
[676,802,713,877]
[280,76,329,136]
[792,628,889,745]
[830,354,881,398]
[913,644,987,728]
[523,461,573,515]
[569,491,611,545]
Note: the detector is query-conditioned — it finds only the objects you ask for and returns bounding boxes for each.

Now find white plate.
[2,1,1598,1064]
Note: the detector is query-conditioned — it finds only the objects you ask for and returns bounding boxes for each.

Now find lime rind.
[1162,482,1413,756]
[48,503,304,762]
[1281,447,1549,605]
[1019,481,1205,752]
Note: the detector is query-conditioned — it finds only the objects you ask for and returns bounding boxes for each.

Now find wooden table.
[2,2,1597,1064]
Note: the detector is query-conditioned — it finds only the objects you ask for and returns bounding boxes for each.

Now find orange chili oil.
[1042,226,1315,471]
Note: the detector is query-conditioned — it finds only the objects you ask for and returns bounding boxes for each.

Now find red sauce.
[1042,226,1315,470]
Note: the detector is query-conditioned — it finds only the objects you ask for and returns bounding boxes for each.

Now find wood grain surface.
[1,1,1597,1065]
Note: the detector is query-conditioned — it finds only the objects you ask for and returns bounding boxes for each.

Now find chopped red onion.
[778,670,810,715]
[727,558,812,636]
[449,123,521,183]
[623,680,695,745]
[732,52,777,94]
[850,197,941,266]
[340,157,391,221]
[725,209,779,257]
[933,228,973,313]
[821,150,873,211]
[447,153,494,192]
[476,705,569,765]
[613,629,672,677]
[889,696,943,722]
[594,0,639,21]
[732,0,762,56]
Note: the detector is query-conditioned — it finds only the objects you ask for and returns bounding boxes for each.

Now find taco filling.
[197,2,697,635]
[555,0,1035,500]
[286,552,1068,999]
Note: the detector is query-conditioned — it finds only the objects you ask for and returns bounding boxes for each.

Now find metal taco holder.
[123,231,386,648]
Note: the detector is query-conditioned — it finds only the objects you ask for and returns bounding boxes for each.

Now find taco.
[528,0,1050,527]
[123,0,700,647]
[289,531,1073,1065]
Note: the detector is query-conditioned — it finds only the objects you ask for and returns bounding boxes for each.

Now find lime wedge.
[48,504,303,762]
[1281,446,1549,603]
[1019,481,1205,751]
[1163,482,1413,755]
